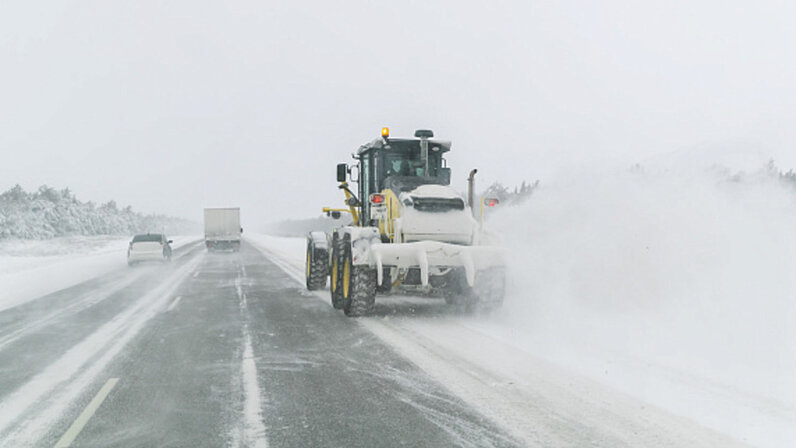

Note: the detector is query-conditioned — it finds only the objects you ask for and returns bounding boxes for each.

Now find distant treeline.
[632,159,796,188]
[480,180,539,206]
[0,184,199,240]
[764,160,796,188]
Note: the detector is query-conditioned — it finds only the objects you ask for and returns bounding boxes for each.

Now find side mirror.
[349,163,360,182]
[168,240,173,244]
[240,227,243,233]
[330,211,342,219]
[337,163,347,182]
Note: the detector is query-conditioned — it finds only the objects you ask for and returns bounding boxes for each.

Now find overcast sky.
[2,0,796,227]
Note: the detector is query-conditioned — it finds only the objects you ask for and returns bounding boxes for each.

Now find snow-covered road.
[0,233,790,447]
[0,235,201,312]
[0,239,514,447]
[247,233,795,447]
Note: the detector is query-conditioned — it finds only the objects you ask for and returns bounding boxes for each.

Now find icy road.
[0,238,752,447]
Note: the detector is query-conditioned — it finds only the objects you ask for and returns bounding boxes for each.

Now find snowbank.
[484,162,796,447]
[244,234,305,271]
[0,235,201,312]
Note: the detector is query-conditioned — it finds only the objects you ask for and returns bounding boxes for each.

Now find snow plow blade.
[370,241,506,287]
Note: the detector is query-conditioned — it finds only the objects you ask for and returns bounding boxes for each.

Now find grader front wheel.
[468,267,506,312]
[329,233,344,309]
[341,237,377,317]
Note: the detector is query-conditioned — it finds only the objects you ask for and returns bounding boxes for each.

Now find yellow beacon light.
[381,127,390,138]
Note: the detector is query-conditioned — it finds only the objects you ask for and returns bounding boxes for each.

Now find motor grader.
[305,128,505,316]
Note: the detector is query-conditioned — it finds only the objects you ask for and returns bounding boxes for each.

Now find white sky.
[2,0,796,227]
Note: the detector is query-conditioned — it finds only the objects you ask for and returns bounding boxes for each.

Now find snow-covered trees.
[481,180,539,206]
[0,185,197,239]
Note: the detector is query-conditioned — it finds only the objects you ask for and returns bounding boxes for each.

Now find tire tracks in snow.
[0,253,204,446]
[0,271,146,352]
[0,240,204,353]
[230,263,268,448]
[248,236,750,448]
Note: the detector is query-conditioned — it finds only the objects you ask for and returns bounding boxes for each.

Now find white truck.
[204,207,242,252]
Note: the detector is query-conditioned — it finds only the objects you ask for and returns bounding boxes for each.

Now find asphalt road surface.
[0,239,751,448]
[0,241,522,447]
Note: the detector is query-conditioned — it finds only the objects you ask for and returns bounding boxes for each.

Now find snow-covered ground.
[247,195,796,448]
[0,235,201,312]
[486,165,796,447]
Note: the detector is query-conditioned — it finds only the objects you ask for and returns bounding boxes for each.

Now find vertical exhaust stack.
[414,129,434,177]
[467,168,478,210]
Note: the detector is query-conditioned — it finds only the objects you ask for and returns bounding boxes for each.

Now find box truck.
[204,208,242,252]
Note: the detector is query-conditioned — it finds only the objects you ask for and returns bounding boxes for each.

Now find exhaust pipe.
[414,129,434,177]
[420,138,429,176]
[467,168,478,209]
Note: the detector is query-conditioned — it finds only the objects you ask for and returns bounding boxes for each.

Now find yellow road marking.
[167,296,182,311]
[54,378,119,447]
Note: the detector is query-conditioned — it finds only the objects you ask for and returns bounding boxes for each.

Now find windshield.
[385,154,424,177]
[380,143,443,181]
[132,234,163,242]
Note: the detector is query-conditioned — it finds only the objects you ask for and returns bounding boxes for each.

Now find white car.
[127,233,173,266]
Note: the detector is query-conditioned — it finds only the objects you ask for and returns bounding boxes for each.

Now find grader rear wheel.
[305,238,328,291]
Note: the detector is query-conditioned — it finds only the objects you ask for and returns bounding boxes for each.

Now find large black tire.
[341,237,377,317]
[440,268,468,305]
[305,238,328,290]
[329,232,344,309]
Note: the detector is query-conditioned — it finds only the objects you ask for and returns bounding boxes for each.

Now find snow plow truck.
[305,128,506,316]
